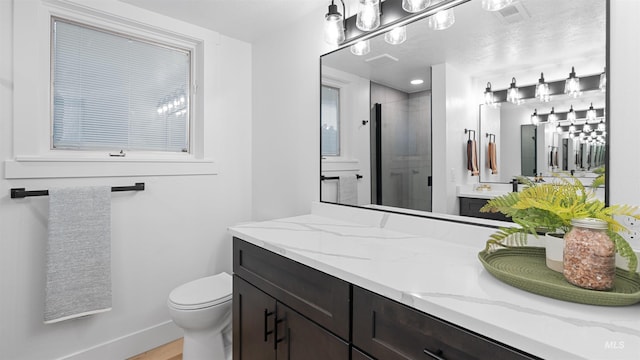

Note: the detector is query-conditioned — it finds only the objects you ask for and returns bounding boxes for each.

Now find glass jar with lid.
[563,218,615,290]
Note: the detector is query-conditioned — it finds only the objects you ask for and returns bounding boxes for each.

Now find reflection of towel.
[338,176,358,205]
[468,139,479,176]
[554,149,559,168]
[45,186,112,324]
[488,141,498,174]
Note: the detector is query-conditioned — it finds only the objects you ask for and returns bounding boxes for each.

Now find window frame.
[7,0,218,179]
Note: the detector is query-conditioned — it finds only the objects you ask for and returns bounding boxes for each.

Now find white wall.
[0,1,252,359]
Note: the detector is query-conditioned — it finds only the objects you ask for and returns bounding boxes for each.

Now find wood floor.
[128,338,183,360]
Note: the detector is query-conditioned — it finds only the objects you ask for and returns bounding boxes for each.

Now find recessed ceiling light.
[410,79,424,85]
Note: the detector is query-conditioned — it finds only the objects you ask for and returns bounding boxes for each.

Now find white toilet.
[167,272,233,360]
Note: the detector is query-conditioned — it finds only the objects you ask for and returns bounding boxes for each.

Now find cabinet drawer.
[353,286,537,360]
[233,237,350,339]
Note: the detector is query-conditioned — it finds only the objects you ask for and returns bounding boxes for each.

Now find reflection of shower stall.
[370,82,432,212]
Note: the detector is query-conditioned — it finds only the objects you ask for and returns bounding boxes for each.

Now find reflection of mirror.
[320,0,606,218]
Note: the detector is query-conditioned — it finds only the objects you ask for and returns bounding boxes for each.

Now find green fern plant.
[480,176,640,274]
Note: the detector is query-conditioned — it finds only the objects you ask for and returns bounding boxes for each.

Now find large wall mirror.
[320,0,607,219]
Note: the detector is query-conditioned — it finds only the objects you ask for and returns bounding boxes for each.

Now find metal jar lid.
[570,218,608,230]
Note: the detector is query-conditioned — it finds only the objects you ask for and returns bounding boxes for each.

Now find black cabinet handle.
[274,316,286,350]
[263,309,275,342]
[423,348,446,360]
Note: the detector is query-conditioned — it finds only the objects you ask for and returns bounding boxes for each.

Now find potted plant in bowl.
[479,176,639,279]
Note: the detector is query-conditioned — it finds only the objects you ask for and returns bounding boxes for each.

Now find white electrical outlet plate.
[617,215,640,252]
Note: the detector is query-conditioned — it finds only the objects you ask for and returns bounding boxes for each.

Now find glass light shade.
[599,71,607,92]
[428,9,455,30]
[356,0,381,31]
[586,103,597,122]
[583,123,591,132]
[598,120,606,131]
[567,105,576,123]
[530,110,539,125]
[548,107,557,123]
[350,40,371,56]
[403,0,430,13]
[556,124,563,134]
[324,12,345,45]
[569,132,575,139]
[569,123,576,133]
[564,66,581,98]
[591,131,597,138]
[483,82,494,106]
[506,78,520,105]
[384,26,407,45]
[481,0,514,11]
[579,132,586,138]
[535,73,550,102]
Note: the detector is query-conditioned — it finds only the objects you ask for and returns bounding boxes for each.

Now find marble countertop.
[229,203,640,360]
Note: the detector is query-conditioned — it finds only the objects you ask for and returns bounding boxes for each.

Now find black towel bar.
[321,175,363,181]
[10,183,145,199]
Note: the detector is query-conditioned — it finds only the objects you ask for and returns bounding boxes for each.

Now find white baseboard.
[56,321,183,360]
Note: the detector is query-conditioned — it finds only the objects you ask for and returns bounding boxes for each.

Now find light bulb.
[583,123,591,133]
[530,109,539,125]
[556,124,563,134]
[569,123,576,133]
[567,105,576,123]
[548,107,557,123]
[157,107,163,114]
[586,103,596,122]
[356,0,381,31]
[384,26,407,45]
[481,0,513,11]
[598,120,606,131]
[403,0,430,13]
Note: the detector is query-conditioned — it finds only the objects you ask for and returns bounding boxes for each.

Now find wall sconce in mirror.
[481,0,514,11]
[486,69,603,104]
[350,39,371,55]
[565,66,581,98]
[535,72,550,102]
[324,0,346,45]
[384,25,407,44]
[356,0,382,31]
[530,109,539,125]
[403,0,431,12]
[506,77,520,105]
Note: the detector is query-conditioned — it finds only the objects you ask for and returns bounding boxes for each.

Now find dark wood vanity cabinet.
[233,236,537,360]
[352,286,537,360]
[459,197,511,222]
[232,237,349,360]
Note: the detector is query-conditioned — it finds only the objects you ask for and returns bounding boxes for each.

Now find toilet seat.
[168,272,232,310]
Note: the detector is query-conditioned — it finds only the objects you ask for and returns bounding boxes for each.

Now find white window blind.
[321,85,340,156]
[52,18,191,153]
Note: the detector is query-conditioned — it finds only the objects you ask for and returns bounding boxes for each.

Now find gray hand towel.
[45,186,112,324]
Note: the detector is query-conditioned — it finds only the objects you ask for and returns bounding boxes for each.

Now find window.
[51,18,191,153]
[321,85,340,156]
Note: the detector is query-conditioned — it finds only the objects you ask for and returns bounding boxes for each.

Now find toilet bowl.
[168,272,232,360]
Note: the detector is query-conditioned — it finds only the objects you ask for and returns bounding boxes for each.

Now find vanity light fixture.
[428,1,455,30]
[324,0,346,45]
[356,0,381,31]
[384,25,407,45]
[599,67,607,92]
[530,109,539,125]
[564,66,581,98]
[350,39,371,55]
[548,107,557,123]
[535,72,550,102]
[484,82,495,107]
[403,0,430,13]
[410,79,424,85]
[481,0,513,11]
[506,77,520,105]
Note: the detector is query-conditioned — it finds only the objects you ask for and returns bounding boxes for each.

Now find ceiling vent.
[364,53,399,65]
[494,2,531,24]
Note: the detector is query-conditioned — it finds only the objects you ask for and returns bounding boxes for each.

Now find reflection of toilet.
[167,272,232,360]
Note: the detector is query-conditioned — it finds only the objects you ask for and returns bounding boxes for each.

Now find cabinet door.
[275,302,349,360]
[233,276,277,360]
[353,286,536,360]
